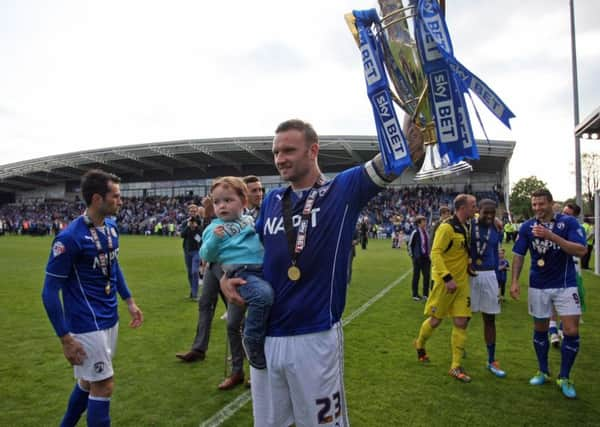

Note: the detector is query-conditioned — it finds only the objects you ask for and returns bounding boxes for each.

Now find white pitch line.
[199,271,410,427]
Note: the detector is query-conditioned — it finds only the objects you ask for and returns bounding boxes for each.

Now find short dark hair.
[415,215,427,225]
[531,188,553,202]
[479,198,497,209]
[439,206,450,215]
[454,194,474,211]
[243,175,261,185]
[81,169,121,206]
[275,119,318,145]
[564,202,581,216]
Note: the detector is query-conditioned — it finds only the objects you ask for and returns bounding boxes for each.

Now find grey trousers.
[190,263,246,375]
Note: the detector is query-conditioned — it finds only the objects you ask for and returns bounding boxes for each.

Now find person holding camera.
[181,203,204,300]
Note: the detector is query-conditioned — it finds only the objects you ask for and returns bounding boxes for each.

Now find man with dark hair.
[221,118,398,426]
[548,202,585,347]
[181,203,204,300]
[469,199,506,378]
[359,217,369,250]
[408,215,431,301]
[42,169,143,427]
[563,203,581,217]
[511,189,587,398]
[414,194,477,383]
[432,205,451,242]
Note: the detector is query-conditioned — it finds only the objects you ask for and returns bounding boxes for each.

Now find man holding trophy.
[219,0,514,424]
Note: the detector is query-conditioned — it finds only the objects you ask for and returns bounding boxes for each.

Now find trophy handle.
[344,14,360,47]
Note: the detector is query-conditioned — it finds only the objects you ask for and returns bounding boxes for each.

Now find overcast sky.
[1,0,598,199]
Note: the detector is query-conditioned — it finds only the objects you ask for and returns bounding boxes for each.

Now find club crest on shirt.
[557,222,565,230]
[94,361,105,373]
[52,241,66,257]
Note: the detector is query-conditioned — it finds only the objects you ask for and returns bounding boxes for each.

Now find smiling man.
[511,189,587,399]
[220,119,398,426]
[469,199,506,378]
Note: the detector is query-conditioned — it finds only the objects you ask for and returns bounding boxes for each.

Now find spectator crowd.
[0,186,503,239]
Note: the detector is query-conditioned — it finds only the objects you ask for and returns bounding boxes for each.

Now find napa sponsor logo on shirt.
[263,209,321,236]
[92,248,119,270]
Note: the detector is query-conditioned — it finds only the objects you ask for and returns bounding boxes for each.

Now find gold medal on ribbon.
[537,259,545,268]
[288,265,301,281]
[476,259,483,265]
[105,283,111,295]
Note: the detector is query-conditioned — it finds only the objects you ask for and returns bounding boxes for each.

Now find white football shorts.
[251,322,349,427]
[469,270,501,314]
[72,323,118,382]
[528,287,582,319]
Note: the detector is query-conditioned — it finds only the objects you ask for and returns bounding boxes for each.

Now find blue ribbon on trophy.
[414,0,514,162]
[353,9,413,175]
[346,0,515,177]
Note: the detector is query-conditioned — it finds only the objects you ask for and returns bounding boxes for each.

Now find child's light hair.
[210,176,248,202]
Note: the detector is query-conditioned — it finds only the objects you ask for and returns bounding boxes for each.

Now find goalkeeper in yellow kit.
[414,194,477,382]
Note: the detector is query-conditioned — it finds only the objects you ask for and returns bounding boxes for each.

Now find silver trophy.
[346,0,472,180]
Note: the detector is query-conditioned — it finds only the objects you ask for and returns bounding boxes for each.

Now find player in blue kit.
[510,189,587,399]
[469,199,506,378]
[220,119,398,426]
[42,169,143,427]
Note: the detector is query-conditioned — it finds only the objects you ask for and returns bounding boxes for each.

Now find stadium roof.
[575,106,600,138]
[0,136,515,193]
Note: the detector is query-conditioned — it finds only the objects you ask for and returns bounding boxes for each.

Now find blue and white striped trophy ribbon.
[345,0,515,180]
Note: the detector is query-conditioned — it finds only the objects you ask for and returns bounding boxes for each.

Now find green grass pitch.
[0,236,598,426]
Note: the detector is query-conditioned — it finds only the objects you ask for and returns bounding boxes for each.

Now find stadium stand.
[0,136,515,237]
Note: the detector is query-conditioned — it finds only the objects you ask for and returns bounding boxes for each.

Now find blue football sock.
[533,330,550,374]
[486,343,496,364]
[60,382,89,427]
[87,396,111,427]
[548,326,558,335]
[559,334,580,379]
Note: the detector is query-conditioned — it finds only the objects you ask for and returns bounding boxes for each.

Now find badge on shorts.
[94,361,105,374]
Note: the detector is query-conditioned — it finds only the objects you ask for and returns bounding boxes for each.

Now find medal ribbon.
[474,218,492,259]
[84,215,113,292]
[282,177,325,271]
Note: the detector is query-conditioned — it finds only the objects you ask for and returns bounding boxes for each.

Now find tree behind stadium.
[582,153,599,216]
[509,176,548,220]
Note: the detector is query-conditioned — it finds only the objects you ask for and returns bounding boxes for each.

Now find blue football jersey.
[45,216,126,334]
[256,162,385,336]
[470,220,502,271]
[512,214,586,289]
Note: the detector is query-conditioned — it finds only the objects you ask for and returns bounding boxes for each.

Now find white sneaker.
[220,312,228,320]
[550,333,560,348]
